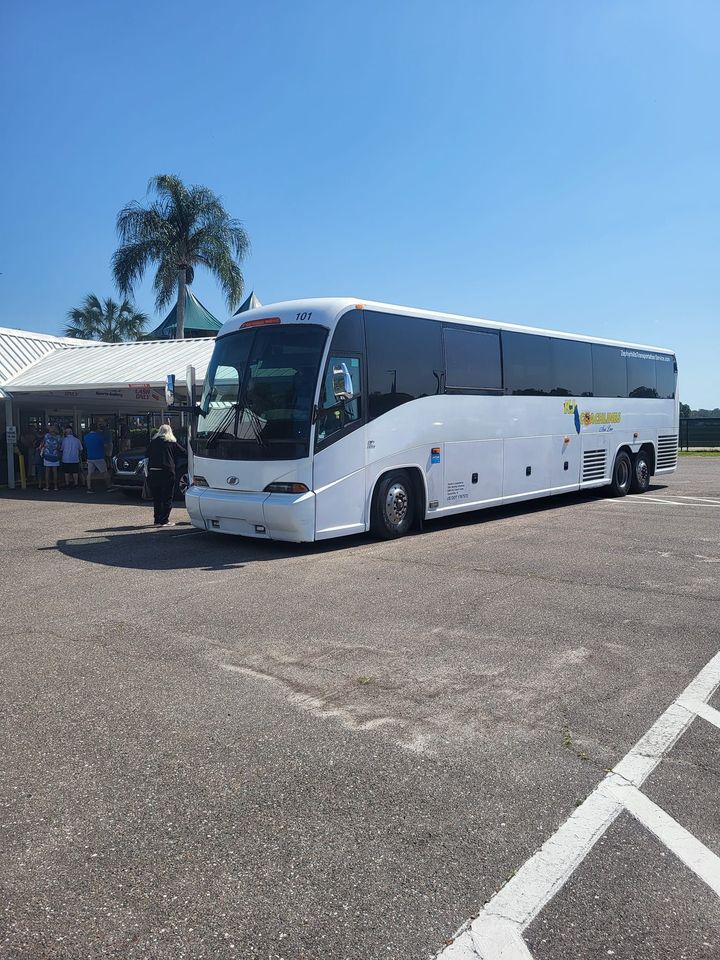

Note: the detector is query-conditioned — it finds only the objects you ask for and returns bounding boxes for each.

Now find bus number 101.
[295,311,313,321]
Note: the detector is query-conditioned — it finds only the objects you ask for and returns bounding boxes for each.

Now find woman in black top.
[145,425,185,526]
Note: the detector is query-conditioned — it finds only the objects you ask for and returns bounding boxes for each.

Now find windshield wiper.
[245,408,268,447]
[203,403,241,447]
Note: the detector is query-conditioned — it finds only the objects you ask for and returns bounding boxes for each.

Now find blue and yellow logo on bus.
[564,399,621,433]
[563,400,582,434]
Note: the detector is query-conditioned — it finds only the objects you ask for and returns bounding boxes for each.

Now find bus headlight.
[263,482,309,494]
[192,475,209,487]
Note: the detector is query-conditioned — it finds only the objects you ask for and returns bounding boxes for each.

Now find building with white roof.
[1,327,216,487]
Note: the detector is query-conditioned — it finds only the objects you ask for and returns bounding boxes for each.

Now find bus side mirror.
[165,374,176,406]
[332,363,354,402]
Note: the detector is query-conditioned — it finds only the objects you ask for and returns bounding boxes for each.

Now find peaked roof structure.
[0,326,97,396]
[146,289,222,339]
[233,291,262,315]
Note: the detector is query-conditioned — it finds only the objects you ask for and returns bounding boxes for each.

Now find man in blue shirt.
[83,426,109,493]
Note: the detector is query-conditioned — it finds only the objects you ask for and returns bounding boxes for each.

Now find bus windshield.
[194,324,328,461]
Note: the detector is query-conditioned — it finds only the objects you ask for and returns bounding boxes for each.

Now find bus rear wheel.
[370,471,415,539]
[609,450,632,497]
[630,450,651,494]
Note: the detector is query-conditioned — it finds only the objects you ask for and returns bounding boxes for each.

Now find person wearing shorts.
[41,425,62,491]
[60,427,82,488]
[83,426,109,493]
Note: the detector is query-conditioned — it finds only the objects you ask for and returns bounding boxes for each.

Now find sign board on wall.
[6,426,17,443]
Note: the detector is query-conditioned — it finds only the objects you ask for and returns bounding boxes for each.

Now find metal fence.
[679,418,720,449]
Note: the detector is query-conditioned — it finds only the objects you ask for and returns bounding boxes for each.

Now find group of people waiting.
[29,423,112,493]
[24,421,185,527]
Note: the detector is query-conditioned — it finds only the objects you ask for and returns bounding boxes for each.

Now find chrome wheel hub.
[384,483,408,525]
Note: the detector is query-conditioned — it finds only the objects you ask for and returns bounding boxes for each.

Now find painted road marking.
[437,651,720,960]
[640,497,700,506]
[601,496,720,507]
[678,697,720,731]
[604,781,720,897]
[678,495,720,504]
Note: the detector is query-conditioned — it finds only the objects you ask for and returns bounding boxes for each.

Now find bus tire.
[630,450,651,494]
[609,450,632,497]
[370,471,415,539]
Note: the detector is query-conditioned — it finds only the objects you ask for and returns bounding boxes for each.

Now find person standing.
[145,424,184,527]
[83,424,109,493]
[60,427,82,488]
[41,424,62,491]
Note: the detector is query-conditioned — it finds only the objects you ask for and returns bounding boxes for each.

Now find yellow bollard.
[16,448,27,490]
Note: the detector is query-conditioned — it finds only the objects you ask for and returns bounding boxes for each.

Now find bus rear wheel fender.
[609,448,632,497]
[369,467,424,539]
[630,446,653,494]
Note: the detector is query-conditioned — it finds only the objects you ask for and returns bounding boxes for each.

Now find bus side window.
[592,344,628,398]
[444,327,502,392]
[655,357,675,399]
[627,355,658,398]
[316,355,362,444]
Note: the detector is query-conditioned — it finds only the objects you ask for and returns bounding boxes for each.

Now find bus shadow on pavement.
[45,525,360,572]
[42,483,669,572]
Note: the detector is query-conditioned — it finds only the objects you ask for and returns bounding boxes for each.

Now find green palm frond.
[64,294,147,342]
[112,174,250,335]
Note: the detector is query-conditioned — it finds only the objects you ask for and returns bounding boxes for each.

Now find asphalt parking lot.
[1,458,718,960]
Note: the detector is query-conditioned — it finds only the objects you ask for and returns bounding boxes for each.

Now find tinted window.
[315,312,364,447]
[502,332,552,396]
[549,338,593,396]
[195,324,327,460]
[592,344,627,398]
[366,312,442,420]
[655,356,675,399]
[329,309,364,354]
[626,351,658,398]
[444,327,502,392]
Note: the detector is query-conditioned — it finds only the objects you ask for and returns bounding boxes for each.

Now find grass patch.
[678,450,720,457]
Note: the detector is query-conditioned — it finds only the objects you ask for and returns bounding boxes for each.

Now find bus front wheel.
[609,450,632,497]
[370,471,415,539]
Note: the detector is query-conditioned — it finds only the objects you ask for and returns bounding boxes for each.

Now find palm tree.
[112,175,249,339]
[65,294,148,342]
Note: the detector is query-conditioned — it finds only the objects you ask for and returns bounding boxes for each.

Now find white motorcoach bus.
[185,298,678,542]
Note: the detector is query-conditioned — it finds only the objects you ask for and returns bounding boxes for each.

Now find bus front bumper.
[185,486,316,543]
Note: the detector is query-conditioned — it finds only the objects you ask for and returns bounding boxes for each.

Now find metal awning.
[4,337,215,394]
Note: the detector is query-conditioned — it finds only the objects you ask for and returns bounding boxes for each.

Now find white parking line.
[601,496,720,507]
[437,650,720,960]
[604,781,720,897]
[640,497,698,505]
[678,697,720,731]
[678,496,720,505]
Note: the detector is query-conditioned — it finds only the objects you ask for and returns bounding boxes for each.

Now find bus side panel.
[502,436,553,500]
[550,432,581,493]
[442,440,503,510]
[313,427,367,539]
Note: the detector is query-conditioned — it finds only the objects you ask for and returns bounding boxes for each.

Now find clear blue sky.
[0,0,717,406]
